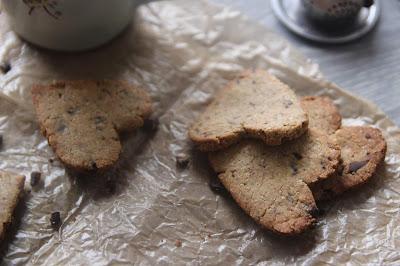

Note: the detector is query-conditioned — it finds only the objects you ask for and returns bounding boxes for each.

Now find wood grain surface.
[214,0,400,126]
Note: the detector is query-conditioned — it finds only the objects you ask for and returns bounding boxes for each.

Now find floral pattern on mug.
[23,0,62,19]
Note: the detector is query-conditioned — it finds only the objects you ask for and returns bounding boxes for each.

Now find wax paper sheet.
[0,0,399,265]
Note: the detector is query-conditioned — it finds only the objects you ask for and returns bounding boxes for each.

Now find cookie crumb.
[0,62,11,74]
[176,155,190,169]
[50,212,62,230]
[175,239,182,247]
[30,171,41,187]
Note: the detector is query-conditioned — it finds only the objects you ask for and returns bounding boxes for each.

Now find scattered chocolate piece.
[30,171,41,187]
[348,160,369,173]
[48,158,54,163]
[0,62,11,74]
[143,118,159,133]
[175,239,182,247]
[176,155,190,169]
[50,212,61,230]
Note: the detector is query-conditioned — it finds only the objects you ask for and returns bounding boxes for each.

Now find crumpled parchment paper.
[0,0,399,265]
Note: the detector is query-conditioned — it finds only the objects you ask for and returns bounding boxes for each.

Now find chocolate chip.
[209,177,227,195]
[67,107,79,115]
[293,152,302,160]
[143,118,159,133]
[365,133,371,139]
[30,171,41,187]
[284,100,293,108]
[0,62,11,74]
[290,160,298,175]
[94,116,106,125]
[348,160,369,173]
[56,123,66,133]
[176,155,190,169]
[0,134,3,150]
[48,158,54,163]
[50,212,61,230]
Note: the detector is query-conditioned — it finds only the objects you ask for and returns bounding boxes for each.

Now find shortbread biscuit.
[32,80,152,171]
[189,70,308,151]
[209,129,340,235]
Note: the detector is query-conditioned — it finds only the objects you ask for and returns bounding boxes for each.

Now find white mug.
[1,0,153,51]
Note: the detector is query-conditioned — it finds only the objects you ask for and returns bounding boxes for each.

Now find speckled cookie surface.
[209,129,340,235]
[32,80,152,171]
[189,70,308,151]
[300,96,341,134]
[0,171,25,241]
[313,126,387,200]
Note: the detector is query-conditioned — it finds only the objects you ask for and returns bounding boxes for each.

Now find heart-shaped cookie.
[209,129,340,235]
[189,70,308,151]
[32,80,152,171]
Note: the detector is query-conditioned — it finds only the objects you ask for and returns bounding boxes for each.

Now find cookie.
[32,80,152,171]
[0,171,25,241]
[209,129,340,235]
[300,96,341,134]
[189,70,308,151]
[313,126,387,200]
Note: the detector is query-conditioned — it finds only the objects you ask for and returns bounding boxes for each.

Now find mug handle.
[363,0,374,7]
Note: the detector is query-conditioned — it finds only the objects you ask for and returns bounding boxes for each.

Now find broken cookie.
[32,80,152,171]
[209,129,340,235]
[0,171,25,241]
[313,126,387,200]
[189,70,308,151]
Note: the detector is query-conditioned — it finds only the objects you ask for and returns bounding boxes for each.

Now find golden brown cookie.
[189,70,308,151]
[209,129,340,235]
[300,96,341,135]
[32,80,152,171]
[313,126,387,200]
[0,171,25,241]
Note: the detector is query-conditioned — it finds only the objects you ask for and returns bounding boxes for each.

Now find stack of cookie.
[189,70,386,235]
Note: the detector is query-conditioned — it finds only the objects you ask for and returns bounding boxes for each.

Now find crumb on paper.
[175,239,182,247]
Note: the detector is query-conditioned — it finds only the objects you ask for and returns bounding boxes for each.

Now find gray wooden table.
[214,0,400,126]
